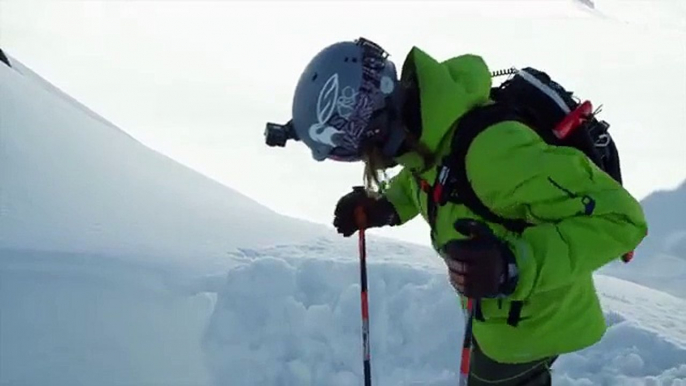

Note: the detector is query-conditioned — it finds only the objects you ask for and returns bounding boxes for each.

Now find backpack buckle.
[433,165,451,204]
[595,133,611,148]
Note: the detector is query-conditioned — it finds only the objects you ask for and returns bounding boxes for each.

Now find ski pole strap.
[446,104,533,234]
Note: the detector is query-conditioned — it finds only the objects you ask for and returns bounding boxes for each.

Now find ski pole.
[355,206,372,386]
[459,298,475,386]
[453,220,493,386]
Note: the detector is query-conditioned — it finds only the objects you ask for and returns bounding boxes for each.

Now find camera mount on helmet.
[264,120,299,147]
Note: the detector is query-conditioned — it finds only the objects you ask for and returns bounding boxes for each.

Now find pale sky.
[1,0,685,246]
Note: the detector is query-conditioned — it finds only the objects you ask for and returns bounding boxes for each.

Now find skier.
[265,37,648,385]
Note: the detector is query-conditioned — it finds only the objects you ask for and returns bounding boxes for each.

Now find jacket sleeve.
[466,121,648,301]
[382,168,420,225]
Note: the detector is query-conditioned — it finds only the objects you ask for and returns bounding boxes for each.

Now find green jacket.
[383,47,648,364]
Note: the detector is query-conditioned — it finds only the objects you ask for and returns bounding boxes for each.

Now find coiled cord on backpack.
[491,67,518,78]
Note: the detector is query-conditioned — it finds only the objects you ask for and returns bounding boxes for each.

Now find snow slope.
[0,57,230,385]
[0,55,437,386]
[0,54,328,386]
[0,249,215,386]
[601,181,686,298]
[573,0,686,32]
[640,180,686,256]
[0,56,329,269]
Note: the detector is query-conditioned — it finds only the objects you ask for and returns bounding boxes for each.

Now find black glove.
[333,186,399,237]
[442,219,518,299]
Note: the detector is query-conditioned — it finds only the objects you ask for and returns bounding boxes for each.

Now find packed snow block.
[0,48,10,67]
[198,242,686,386]
[201,256,465,386]
[0,250,214,386]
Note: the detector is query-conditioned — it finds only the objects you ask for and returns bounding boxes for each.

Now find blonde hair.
[361,132,434,192]
[362,145,388,191]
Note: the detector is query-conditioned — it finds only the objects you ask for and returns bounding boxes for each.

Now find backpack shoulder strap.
[449,103,532,327]
[447,103,532,234]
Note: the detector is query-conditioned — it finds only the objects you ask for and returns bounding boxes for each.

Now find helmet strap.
[380,118,406,158]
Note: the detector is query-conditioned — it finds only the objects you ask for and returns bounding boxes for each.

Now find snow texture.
[0,249,215,386]
[190,242,686,386]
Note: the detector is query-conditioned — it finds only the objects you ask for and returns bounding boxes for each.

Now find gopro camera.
[264,121,298,147]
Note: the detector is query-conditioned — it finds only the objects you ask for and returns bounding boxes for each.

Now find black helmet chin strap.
[379,89,407,159]
[380,123,406,158]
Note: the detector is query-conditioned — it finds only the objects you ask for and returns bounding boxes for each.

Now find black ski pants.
[469,340,558,386]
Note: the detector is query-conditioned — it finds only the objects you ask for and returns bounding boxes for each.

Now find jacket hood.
[394,47,493,171]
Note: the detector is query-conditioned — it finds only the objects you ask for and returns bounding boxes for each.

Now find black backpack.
[418,66,632,261]
[416,67,633,327]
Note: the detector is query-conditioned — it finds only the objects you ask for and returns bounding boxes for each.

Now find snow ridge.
[191,243,686,386]
[0,56,328,266]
